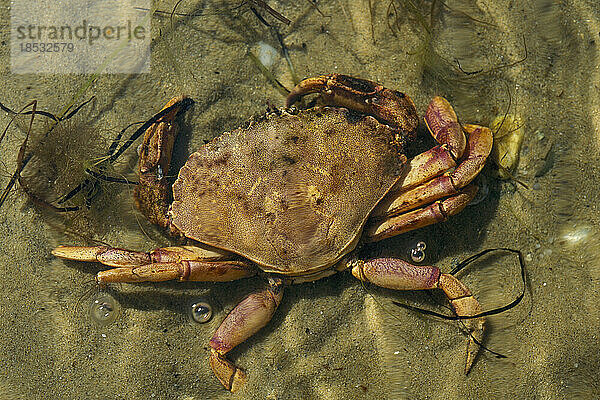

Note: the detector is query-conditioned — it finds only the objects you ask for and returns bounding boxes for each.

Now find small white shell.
[257,41,278,68]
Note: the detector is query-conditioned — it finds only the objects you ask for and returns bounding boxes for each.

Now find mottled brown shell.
[170,107,407,275]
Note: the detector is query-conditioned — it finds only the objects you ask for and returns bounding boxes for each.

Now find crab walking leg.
[350,258,484,373]
[52,245,257,283]
[366,185,478,242]
[134,95,187,233]
[373,124,492,219]
[209,277,284,392]
[52,244,234,266]
[94,260,256,284]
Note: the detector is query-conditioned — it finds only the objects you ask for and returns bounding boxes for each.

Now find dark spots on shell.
[264,212,275,224]
[324,128,336,137]
[315,111,323,118]
[281,155,296,165]
[278,197,289,211]
[233,190,245,201]
[215,153,231,165]
[200,151,231,169]
[289,135,299,144]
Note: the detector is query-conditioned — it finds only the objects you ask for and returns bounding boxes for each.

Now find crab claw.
[423,96,466,160]
[286,74,419,136]
[135,95,190,233]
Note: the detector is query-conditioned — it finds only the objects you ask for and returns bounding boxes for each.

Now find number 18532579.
[19,42,74,52]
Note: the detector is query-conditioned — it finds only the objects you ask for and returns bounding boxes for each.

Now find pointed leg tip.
[465,346,479,374]
[464,321,485,374]
[210,350,247,392]
[465,350,477,374]
[229,369,247,393]
[51,245,103,261]
[51,246,66,257]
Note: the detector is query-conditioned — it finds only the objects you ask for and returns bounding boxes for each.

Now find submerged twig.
[438,0,496,27]
[247,51,290,97]
[274,30,300,86]
[0,100,38,210]
[454,35,528,78]
[247,0,290,25]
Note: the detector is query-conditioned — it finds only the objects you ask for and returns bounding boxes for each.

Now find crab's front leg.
[134,95,188,234]
[286,74,419,137]
[349,258,484,373]
[355,97,491,372]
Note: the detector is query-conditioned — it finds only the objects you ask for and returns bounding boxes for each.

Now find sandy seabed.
[1,1,599,399]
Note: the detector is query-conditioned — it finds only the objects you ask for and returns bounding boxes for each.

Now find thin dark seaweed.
[57,97,194,208]
[247,0,290,25]
[393,248,527,321]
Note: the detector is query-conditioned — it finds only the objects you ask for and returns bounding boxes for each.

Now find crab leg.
[350,258,484,373]
[375,123,492,218]
[286,73,419,135]
[209,277,284,392]
[366,98,493,242]
[366,185,478,242]
[52,245,257,283]
[134,95,187,234]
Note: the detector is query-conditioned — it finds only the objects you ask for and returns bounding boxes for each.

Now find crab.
[52,74,493,392]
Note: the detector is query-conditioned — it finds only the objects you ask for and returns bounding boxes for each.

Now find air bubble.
[89,292,121,327]
[189,300,213,324]
[410,241,427,263]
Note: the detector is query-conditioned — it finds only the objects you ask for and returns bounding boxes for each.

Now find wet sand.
[1,1,599,399]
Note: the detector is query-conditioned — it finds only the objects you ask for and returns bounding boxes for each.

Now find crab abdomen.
[170,107,406,274]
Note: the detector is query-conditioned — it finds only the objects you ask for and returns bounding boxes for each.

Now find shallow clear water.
[1,1,599,399]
